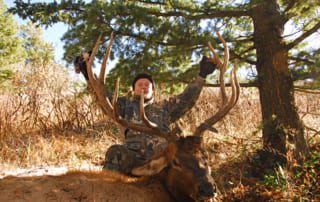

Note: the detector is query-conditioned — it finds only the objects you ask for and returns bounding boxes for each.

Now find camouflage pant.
[103,134,168,175]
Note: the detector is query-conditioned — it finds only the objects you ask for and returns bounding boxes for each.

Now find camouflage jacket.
[109,76,205,162]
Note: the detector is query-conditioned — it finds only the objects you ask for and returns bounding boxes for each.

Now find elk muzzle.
[198,180,216,201]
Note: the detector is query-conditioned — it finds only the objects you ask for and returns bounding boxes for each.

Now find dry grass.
[0,63,102,135]
[0,63,319,201]
[295,90,320,144]
[0,63,122,169]
[180,87,263,161]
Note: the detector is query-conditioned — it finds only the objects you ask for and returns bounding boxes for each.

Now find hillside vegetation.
[1,62,319,201]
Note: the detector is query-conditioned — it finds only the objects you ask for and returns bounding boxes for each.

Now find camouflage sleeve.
[117,96,128,118]
[165,76,205,123]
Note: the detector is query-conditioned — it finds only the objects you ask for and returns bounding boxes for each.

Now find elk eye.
[172,159,181,168]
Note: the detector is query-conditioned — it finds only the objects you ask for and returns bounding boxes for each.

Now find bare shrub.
[177,87,262,160]
[0,63,108,136]
[0,66,319,170]
[295,90,320,143]
[0,63,119,167]
[178,86,319,163]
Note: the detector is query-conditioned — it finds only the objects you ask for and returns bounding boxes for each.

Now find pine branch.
[147,10,251,19]
[284,0,299,13]
[163,79,259,88]
[168,80,320,92]
[210,44,256,65]
[289,56,315,66]
[133,0,166,6]
[294,88,320,94]
[286,21,320,50]
[112,29,193,47]
[229,48,256,65]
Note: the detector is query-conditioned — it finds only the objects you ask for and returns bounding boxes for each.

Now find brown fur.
[0,137,214,202]
[132,143,177,176]
[132,136,216,202]
[0,170,174,202]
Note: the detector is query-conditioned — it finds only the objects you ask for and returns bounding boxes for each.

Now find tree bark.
[251,0,309,165]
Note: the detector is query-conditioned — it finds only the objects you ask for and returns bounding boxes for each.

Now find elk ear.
[171,158,183,171]
[201,124,219,133]
[131,143,177,176]
[177,136,203,151]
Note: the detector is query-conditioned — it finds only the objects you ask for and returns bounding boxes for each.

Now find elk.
[83,31,239,201]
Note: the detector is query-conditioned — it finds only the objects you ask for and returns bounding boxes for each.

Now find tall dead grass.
[0,63,319,172]
[182,86,319,159]
[295,90,320,144]
[0,63,102,135]
[0,63,120,168]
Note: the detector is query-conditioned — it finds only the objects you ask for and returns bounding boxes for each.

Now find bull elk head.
[84,31,240,202]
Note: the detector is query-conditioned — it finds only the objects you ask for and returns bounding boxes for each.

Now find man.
[74,55,217,175]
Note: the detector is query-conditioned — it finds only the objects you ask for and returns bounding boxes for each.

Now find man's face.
[134,78,154,100]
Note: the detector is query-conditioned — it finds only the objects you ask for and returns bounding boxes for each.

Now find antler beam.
[85,33,114,115]
[85,33,170,140]
[195,30,240,136]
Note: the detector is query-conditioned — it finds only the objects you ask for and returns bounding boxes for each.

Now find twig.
[294,88,320,94]
[304,125,320,139]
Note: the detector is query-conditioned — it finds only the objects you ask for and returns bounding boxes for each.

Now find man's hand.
[73,51,91,80]
[199,56,217,78]
[74,56,82,74]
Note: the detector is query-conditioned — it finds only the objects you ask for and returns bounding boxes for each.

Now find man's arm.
[165,56,217,123]
[165,76,205,123]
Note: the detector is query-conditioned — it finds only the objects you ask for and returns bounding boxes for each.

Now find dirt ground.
[0,88,318,201]
[0,170,174,202]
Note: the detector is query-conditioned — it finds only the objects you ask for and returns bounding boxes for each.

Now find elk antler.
[195,30,240,136]
[85,33,114,115]
[86,33,169,140]
[208,30,229,104]
[112,78,168,138]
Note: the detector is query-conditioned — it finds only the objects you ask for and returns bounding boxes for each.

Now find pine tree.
[0,0,25,68]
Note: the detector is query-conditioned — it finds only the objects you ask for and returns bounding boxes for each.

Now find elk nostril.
[199,182,215,198]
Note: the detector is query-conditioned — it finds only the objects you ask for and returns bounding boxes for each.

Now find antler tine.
[87,34,170,140]
[86,34,114,115]
[195,66,240,136]
[232,64,240,108]
[111,79,168,139]
[207,30,229,104]
[112,78,120,119]
[99,32,114,83]
[228,67,240,111]
[140,92,158,128]
[86,34,102,83]
[207,42,221,67]
[215,30,229,73]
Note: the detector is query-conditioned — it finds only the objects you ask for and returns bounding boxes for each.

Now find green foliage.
[1,0,56,90]
[0,0,25,67]
[294,149,320,198]
[263,166,288,191]
[9,0,86,26]
[290,47,320,88]
[262,149,320,198]
[8,0,320,92]
[0,69,14,82]
[20,21,54,66]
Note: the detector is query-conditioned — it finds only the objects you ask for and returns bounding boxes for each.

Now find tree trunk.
[251,0,309,165]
